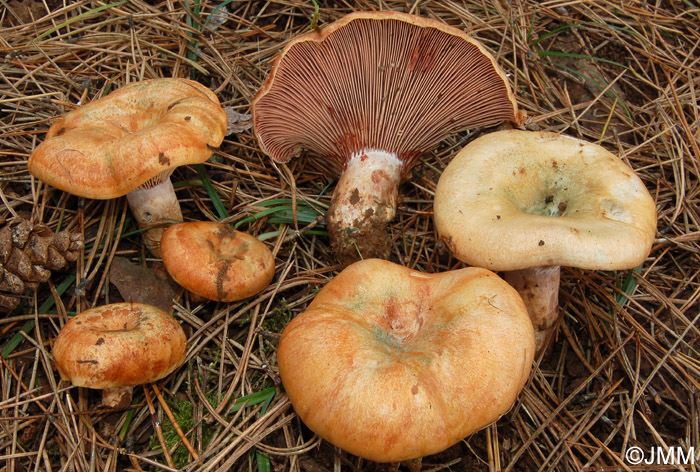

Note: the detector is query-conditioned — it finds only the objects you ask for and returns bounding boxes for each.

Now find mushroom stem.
[125,177,183,258]
[102,386,134,409]
[326,150,403,264]
[504,265,561,354]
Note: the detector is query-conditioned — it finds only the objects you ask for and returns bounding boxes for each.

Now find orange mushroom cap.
[52,303,187,389]
[28,78,227,199]
[160,221,276,302]
[277,258,535,462]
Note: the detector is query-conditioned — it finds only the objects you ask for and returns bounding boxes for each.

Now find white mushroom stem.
[504,266,561,354]
[102,386,134,409]
[326,150,403,263]
[126,177,182,258]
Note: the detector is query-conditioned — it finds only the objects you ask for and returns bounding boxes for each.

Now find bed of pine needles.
[1,1,699,471]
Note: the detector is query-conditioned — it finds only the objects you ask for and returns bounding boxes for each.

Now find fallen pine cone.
[0,218,83,313]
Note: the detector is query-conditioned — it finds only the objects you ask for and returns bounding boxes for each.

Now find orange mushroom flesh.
[434,130,657,353]
[277,258,535,462]
[160,221,275,302]
[52,303,187,409]
[28,78,227,256]
[253,11,520,264]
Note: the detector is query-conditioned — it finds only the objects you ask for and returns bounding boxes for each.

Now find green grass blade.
[233,206,293,229]
[268,209,324,226]
[257,229,326,241]
[234,203,324,230]
[242,198,325,209]
[256,451,271,472]
[32,0,129,43]
[118,398,140,441]
[526,7,538,45]
[530,22,581,47]
[256,230,281,241]
[195,164,229,220]
[420,158,443,175]
[184,0,201,30]
[254,388,275,472]
[242,199,299,208]
[201,0,233,32]
[230,387,275,413]
[184,0,202,78]
[530,21,647,48]
[616,266,641,308]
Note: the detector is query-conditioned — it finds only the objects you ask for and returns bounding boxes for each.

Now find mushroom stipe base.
[326,150,403,264]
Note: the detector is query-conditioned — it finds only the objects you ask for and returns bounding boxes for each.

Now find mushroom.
[160,221,275,302]
[252,11,521,264]
[277,258,535,462]
[28,78,227,257]
[52,302,187,408]
[434,130,657,353]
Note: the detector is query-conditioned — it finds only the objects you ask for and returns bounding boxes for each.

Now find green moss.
[148,388,276,468]
[149,392,218,469]
[263,299,293,333]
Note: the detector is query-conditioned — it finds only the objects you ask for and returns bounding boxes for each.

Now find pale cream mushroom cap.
[434,130,657,271]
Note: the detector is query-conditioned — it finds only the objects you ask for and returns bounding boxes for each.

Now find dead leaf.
[109,257,180,312]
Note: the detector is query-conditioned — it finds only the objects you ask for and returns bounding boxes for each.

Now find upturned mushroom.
[253,11,521,264]
[52,302,187,408]
[28,78,227,256]
[160,221,275,302]
[434,130,657,353]
[277,258,535,462]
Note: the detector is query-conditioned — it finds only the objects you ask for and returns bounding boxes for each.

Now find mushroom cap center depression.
[352,290,433,369]
[496,154,607,220]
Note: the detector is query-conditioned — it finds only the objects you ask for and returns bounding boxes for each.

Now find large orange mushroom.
[277,258,535,462]
[253,11,521,264]
[29,78,227,256]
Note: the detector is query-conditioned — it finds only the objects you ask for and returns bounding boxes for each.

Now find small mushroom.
[434,130,657,353]
[160,221,275,302]
[28,78,227,257]
[52,302,187,408]
[253,11,521,264]
[277,258,535,462]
